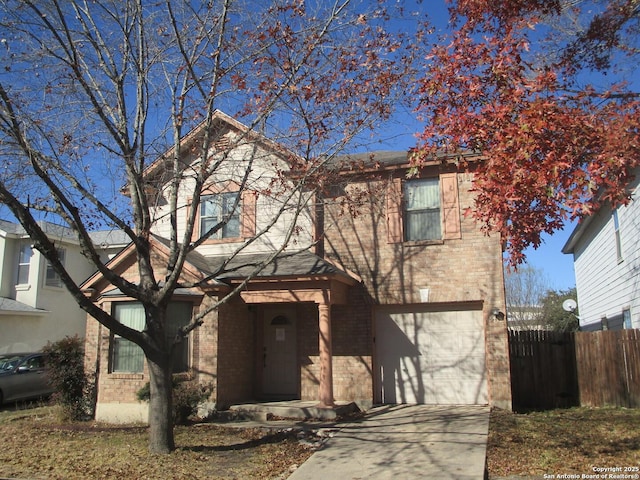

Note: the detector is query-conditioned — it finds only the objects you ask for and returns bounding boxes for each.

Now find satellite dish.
[562,299,577,312]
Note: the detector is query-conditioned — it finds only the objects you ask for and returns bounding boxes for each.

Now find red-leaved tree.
[413,0,640,265]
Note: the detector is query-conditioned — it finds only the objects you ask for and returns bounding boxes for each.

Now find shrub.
[42,335,93,421]
[137,374,213,425]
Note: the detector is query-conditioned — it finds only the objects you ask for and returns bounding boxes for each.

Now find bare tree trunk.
[146,352,174,454]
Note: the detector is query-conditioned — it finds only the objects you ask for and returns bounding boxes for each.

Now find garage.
[374,304,488,405]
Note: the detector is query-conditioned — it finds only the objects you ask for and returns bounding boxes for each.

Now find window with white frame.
[112,303,145,373]
[200,192,240,239]
[45,248,66,288]
[17,243,32,285]
[404,178,442,242]
[623,309,632,329]
[613,209,623,263]
[111,302,192,374]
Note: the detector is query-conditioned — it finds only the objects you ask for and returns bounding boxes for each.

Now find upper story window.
[200,192,240,239]
[196,185,257,242]
[17,243,32,285]
[386,173,461,244]
[405,178,441,242]
[45,248,66,288]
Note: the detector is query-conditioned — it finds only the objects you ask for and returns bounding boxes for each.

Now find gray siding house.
[562,173,640,331]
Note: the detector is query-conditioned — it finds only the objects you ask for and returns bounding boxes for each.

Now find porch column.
[318,302,335,407]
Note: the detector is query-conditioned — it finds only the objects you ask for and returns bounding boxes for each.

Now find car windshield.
[0,354,26,371]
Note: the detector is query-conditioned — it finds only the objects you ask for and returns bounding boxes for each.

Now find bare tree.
[0,0,424,453]
[504,266,551,329]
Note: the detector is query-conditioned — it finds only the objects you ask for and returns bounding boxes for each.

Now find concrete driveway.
[287,404,490,480]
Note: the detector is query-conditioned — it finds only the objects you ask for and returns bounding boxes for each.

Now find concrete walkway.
[287,404,490,480]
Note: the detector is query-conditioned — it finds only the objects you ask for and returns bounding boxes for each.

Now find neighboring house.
[82,111,512,423]
[506,305,545,330]
[0,220,128,353]
[562,173,640,331]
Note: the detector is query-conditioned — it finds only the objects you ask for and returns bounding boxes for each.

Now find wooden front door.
[262,306,298,398]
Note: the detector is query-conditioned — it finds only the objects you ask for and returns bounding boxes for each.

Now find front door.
[262,306,298,399]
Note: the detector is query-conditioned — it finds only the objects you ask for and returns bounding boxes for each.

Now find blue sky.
[0,1,616,293]
[522,226,577,291]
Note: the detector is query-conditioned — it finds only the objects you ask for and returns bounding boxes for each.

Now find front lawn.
[487,407,640,478]
[2,404,639,479]
[0,406,313,479]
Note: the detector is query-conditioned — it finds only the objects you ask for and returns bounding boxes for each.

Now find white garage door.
[375,306,487,405]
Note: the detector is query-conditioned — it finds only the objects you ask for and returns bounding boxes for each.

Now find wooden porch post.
[318,302,335,407]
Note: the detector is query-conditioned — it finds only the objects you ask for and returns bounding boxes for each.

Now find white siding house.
[562,174,640,331]
[0,220,128,353]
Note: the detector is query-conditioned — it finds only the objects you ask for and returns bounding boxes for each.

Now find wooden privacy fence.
[508,329,640,411]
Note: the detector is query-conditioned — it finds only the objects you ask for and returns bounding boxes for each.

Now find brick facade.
[322,166,511,409]
[215,298,254,407]
[84,159,511,421]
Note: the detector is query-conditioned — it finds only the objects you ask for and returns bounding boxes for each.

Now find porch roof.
[202,250,358,284]
[202,250,358,305]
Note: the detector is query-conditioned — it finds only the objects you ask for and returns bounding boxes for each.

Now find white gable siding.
[571,180,640,330]
[150,136,314,257]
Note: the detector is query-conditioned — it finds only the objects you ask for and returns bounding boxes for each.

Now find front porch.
[84,248,373,424]
[209,251,365,409]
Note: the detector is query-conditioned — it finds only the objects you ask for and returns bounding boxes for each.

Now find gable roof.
[141,110,302,182]
[82,233,358,299]
[333,149,483,174]
[0,219,129,247]
[0,219,77,240]
[89,229,131,248]
[562,169,640,254]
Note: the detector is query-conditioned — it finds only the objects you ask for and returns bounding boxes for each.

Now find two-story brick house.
[82,111,511,423]
[0,220,128,353]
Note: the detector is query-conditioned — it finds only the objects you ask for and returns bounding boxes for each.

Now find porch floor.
[227,400,360,421]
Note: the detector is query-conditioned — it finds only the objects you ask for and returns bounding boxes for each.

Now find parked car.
[0,353,54,405]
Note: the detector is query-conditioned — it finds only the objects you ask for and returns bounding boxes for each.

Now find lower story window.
[112,302,192,374]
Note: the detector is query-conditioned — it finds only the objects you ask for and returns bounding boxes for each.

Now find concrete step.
[227,401,360,421]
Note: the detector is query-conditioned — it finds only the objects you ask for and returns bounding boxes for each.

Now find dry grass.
[487,407,640,478]
[3,404,640,479]
[0,405,313,480]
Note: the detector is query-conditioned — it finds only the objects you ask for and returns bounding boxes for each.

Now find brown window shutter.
[241,190,257,238]
[387,176,403,243]
[440,173,461,240]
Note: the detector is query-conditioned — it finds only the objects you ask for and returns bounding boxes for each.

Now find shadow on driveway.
[287,404,489,480]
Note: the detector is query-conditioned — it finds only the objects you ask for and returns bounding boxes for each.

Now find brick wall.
[215,298,254,408]
[191,294,219,402]
[298,303,319,400]
[323,167,511,409]
[84,294,224,413]
[90,301,146,406]
[331,291,373,404]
